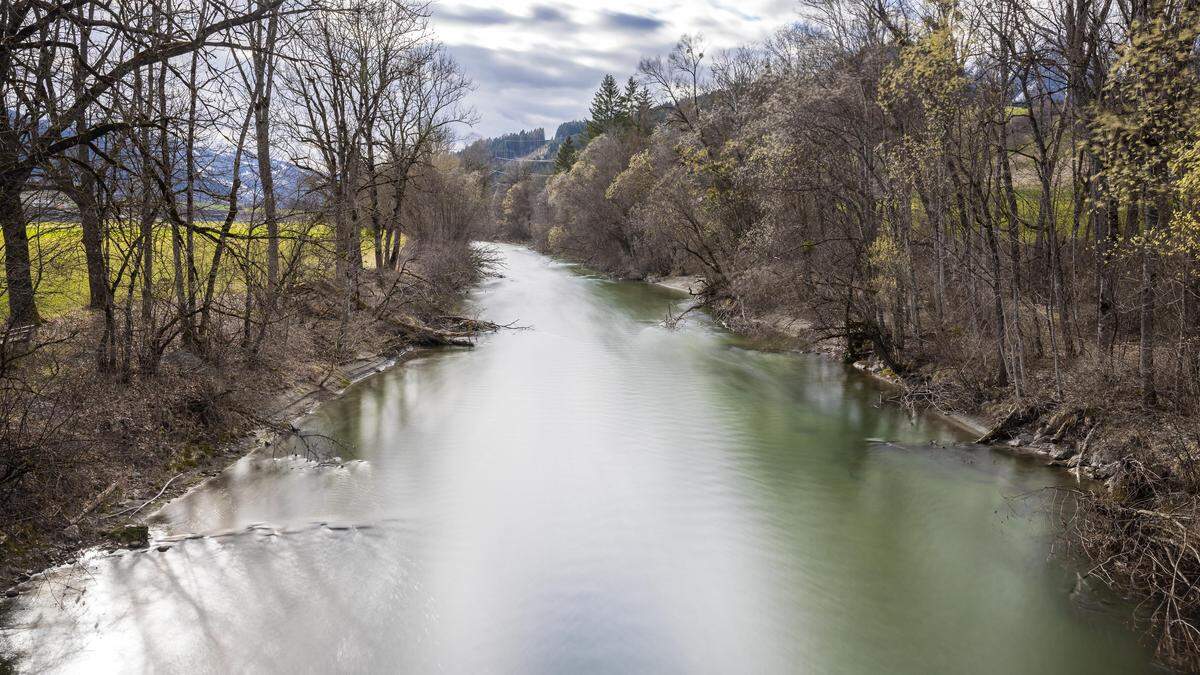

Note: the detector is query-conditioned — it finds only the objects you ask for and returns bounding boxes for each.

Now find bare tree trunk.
[0,168,39,326]
[136,64,159,373]
[388,168,408,268]
[335,186,353,290]
[1140,199,1159,405]
[121,249,140,382]
[998,110,1022,294]
[73,12,108,310]
[365,129,385,272]
[996,118,1028,388]
[1096,190,1119,361]
[1049,202,1075,359]
[984,217,1010,388]
[171,50,202,350]
[252,4,280,291]
[78,183,108,310]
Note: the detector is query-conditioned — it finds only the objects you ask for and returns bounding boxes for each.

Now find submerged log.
[379,314,501,349]
[432,315,501,332]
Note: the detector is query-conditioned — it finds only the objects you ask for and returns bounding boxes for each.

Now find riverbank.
[652,276,991,434]
[651,272,1200,670]
[2,350,395,592]
[0,272,495,594]
[652,274,1127,475]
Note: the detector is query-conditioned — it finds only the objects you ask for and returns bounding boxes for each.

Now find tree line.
[0,0,488,378]
[504,0,1200,411]
[0,0,494,569]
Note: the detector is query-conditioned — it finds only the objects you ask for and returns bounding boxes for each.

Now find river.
[0,244,1159,673]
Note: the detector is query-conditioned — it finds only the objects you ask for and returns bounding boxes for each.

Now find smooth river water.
[1,245,1160,673]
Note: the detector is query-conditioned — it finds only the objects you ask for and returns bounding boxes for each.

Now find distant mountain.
[462,120,587,176]
[482,128,548,161]
[192,146,306,206]
[553,121,586,143]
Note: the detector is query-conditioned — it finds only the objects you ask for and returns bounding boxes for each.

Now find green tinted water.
[0,244,1157,673]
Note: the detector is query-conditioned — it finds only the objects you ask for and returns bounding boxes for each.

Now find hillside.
[461,120,587,175]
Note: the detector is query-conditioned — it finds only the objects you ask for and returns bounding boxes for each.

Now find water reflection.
[0,245,1158,674]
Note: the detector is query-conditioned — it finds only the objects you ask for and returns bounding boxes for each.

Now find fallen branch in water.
[378,314,502,348]
[663,301,704,330]
[432,315,514,332]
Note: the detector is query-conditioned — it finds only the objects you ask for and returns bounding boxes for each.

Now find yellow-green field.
[907,186,1100,243]
[1014,187,1078,239]
[4,221,387,320]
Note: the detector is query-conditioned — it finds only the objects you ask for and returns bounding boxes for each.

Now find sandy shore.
[652,275,706,295]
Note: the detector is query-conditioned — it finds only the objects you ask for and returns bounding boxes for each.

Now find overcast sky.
[430,0,799,140]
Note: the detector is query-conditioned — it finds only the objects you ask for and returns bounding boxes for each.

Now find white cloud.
[430,0,798,139]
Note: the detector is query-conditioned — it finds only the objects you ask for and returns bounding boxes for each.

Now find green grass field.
[1014,186,1078,240]
[4,221,387,320]
[906,185,1096,244]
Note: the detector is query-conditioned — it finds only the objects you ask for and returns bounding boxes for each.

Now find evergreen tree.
[634,86,654,135]
[621,77,640,120]
[555,136,578,173]
[587,74,625,138]
[553,120,587,141]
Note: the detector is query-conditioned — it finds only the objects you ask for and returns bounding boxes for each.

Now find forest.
[0,0,494,587]
[494,0,1200,666]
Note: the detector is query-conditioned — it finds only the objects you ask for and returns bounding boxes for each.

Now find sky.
[430,0,799,141]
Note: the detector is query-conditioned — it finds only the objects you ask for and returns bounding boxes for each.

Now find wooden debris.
[68,482,119,525]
